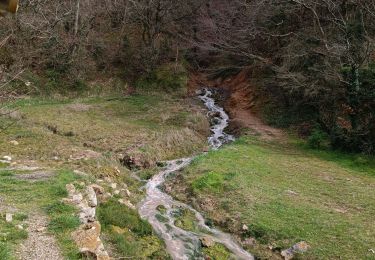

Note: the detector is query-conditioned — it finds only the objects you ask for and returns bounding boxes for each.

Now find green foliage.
[97,199,170,259]
[202,243,232,260]
[192,172,225,193]
[0,243,11,260]
[97,199,153,236]
[308,129,328,149]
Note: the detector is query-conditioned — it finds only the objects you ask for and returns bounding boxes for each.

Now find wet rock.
[200,236,215,248]
[5,213,13,222]
[281,241,310,260]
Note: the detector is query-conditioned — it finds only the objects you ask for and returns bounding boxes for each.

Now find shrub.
[308,129,328,149]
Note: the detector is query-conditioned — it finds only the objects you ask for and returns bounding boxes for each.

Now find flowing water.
[138,89,253,260]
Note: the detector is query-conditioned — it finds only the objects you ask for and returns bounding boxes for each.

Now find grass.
[168,136,375,259]
[97,199,170,259]
[0,168,82,259]
[0,88,210,259]
[0,91,208,176]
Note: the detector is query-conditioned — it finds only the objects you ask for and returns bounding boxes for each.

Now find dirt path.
[15,212,63,260]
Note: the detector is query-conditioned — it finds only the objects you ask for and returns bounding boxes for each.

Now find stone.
[86,186,97,207]
[72,194,84,204]
[200,236,215,248]
[243,237,256,246]
[118,199,136,210]
[74,170,88,177]
[114,190,120,195]
[119,153,154,170]
[36,227,46,232]
[72,222,109,260]
[281,241,310,260]
[10,140,19,145]
[16,224,24,230]
[242,224,249,231]
[91,184,105,195]
[5,213,13,223]
[110,183,117,189]
[3,156,12,161]
[66,184,76,197]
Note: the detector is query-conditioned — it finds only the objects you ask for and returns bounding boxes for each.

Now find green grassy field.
[168,136,375,259]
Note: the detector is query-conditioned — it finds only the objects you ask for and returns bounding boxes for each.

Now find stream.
[138,89,253,260]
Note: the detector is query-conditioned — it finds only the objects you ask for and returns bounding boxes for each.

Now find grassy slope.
[169,136,375,259]
[0,91,209,258]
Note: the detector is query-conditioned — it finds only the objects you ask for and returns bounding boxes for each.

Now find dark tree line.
[1,0,374,153]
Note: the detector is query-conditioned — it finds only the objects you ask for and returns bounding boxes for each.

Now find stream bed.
[138,89,253,260]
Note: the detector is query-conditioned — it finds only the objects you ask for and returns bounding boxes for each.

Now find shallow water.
[138,89,253,260]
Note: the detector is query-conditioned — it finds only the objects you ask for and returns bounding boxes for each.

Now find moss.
[203,244,233,260]
[173,208,198,232]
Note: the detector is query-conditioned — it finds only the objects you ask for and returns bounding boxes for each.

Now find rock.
[242,224,249,231]
[123,189,131,197]
[74,170,88,177]
[200,236,215,248]
[281,241,310,260]
[90,184,105,195]
[36,227,46,232]
[16,224,24,230]
[110,183,117,189]
[243,237,256,246]
[286,190,298,196]
[10,140,19,145]
[86,186,97,207]
[5,213,13,223]
[72,222,110,260]
[104,177,112,183]
[3,156,12,161]
[118,199,136,210]
[66,184,76,197]
[119,153,154,170]
[114,190,120,195]
[72,194,84,204]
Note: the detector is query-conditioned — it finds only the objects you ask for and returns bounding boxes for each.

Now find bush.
[308,129,328,149]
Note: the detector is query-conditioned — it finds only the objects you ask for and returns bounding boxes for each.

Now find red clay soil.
[188,70,284,140]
